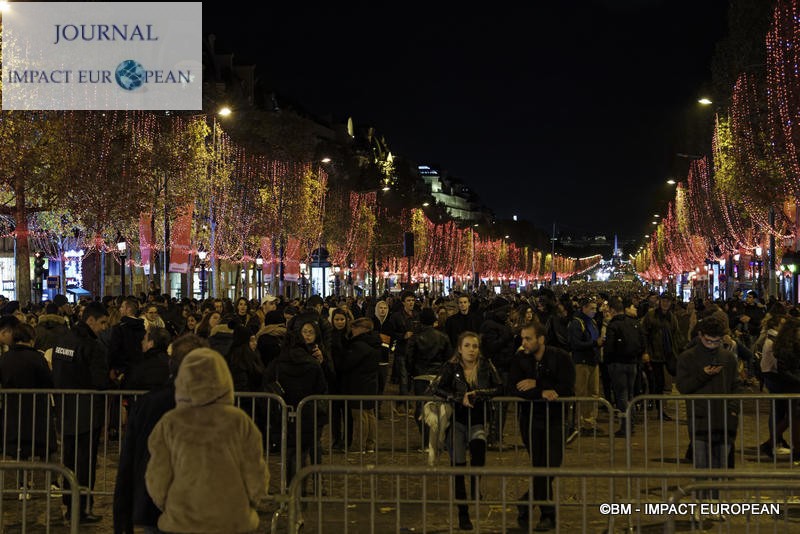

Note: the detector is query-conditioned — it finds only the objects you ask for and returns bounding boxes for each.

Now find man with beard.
[509,321,575,532]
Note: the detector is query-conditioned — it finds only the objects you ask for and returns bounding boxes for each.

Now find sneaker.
[18,487,31,501]
[534,516,555,531]
[565,429,580,444]
[775,446,792,456]
[660,412,673,422]
[458,512,473,530]
[50,483,62,498]
[760,441,774,458]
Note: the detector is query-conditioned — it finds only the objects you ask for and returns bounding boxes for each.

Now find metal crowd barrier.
[0,388,290,513]
[0,461,80,533]
[291,395,616,502]
[286,465,800,534]
[622,393,800,471]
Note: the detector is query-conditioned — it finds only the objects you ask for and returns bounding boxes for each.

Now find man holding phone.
[676,316,739,494]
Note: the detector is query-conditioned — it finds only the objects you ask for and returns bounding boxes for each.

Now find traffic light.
[33,253,45,277]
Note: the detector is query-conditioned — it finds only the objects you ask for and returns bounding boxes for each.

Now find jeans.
[693,436,732,499]
[607,363,637,413]
[519,420,564,521]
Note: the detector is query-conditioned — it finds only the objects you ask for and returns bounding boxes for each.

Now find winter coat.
[479,310,516,372]
[263,348,327,446]
[34,313,69,352]
[508,346,575,426]
[124,348,170,391]
[256,324,286,369]
[338,331,381,396]
[641,308,683,368]
[146,348,268,533]
[404,325,452,382]
[290,309,333,361]
[108,316,146,372]
[234,312,261,335]
[676,343,739,439]
[51,321,108,435]
[0,344,55,455]
[445,312,482,347]
[567,312,600,366]
[113,384,175,533]
[432,359,503,425]
[208,324,235,358]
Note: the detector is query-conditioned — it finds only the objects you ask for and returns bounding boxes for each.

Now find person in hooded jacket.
[145,347,268,533]
[263,317,328,487]
[113,334,208,534]
[339,317,382,452]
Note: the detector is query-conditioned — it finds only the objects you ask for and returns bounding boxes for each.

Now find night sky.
[204,1,729,242]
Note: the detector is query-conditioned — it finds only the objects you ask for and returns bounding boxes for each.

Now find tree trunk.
[14,175,32,305]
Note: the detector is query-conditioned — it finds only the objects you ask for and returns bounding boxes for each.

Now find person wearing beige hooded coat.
[145,348,268,533]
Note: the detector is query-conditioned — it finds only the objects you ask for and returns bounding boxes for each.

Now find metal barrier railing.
[286,465,800,534]
[0,461,80,533]
[294,395,616,468]
[623,393,800,471]
[0,389,289,503]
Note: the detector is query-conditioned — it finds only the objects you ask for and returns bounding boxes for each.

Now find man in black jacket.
[480,300,516,446]
[604,297,644,437]
[113,334,208,534]
[445,295,482,347]
[52,302,109,523]
[108,297,146,382]
[384,291,419,395]
[509,321,575,532]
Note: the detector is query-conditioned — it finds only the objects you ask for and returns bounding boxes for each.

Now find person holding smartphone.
[676,316,739,500]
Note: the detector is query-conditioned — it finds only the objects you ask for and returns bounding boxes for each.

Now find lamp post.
[300,262,308,300]
[116,233,127,297]
[198,245,208,301]
[255,251,263,302]
[755,246,763,296]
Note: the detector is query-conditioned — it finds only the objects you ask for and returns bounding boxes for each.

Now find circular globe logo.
[115,60,145,91]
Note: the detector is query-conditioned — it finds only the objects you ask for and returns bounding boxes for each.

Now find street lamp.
[666,179,676,185]
[755,246,763,296]
[116,232,127,297]
[255,251,263,302]
[198,245,208,301]
[698,98,713,105]
[299,262,308,300]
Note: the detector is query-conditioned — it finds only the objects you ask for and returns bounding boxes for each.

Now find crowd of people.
[0,283,797,532]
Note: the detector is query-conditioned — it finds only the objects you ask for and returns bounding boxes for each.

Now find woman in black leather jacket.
[432,331,503,531]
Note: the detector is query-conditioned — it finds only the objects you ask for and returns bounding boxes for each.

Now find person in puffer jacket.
[145,348,268,533]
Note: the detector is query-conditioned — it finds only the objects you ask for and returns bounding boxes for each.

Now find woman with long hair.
[432,331,502,530]
[195,311,221,339]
